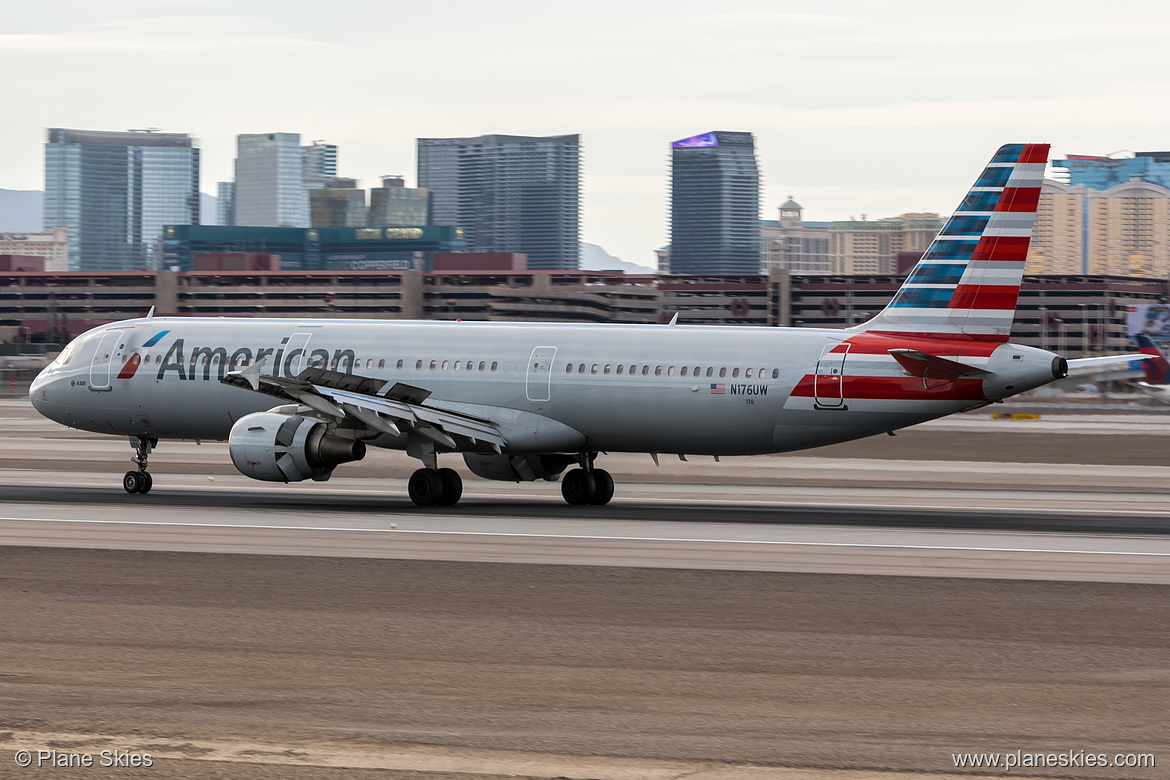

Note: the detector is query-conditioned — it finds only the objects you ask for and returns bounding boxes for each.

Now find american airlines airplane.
[29,143,1132,506]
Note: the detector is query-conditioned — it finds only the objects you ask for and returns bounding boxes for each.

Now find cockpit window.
[54,343,77,366]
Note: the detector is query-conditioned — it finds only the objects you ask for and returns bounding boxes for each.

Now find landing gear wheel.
[561,468,597,505]
[408,468,444,507]
[123,471,142,494]
[137,472,153,494]
[437,467,463,506]
[589,469,614,505]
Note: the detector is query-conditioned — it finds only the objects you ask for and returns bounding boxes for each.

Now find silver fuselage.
[30,317,1059,457]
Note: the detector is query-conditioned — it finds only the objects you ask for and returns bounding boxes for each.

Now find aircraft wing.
[221,362,506,452]
[1066,354,1150,376]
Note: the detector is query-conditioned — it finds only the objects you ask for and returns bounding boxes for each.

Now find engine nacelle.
[229,412,366,482]
[463,452,574,482]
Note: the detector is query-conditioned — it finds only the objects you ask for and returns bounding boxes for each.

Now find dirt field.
[1,548,1166,778]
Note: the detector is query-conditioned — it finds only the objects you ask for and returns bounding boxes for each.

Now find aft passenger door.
[526,346,557,402]
[88,328,127,392]
[814,342,849,409]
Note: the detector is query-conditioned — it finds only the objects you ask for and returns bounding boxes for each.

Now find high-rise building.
[44,128,199,270]
[760,198,831,274]
[827,213,942,274]
[417,134,580,270]
[302,141,337,181]
[0,227,70,272]
[368,176,430,227]
[668,131,760,275]
[1052,152,1170,191]
[216,181,235,226]
[233,133,310,227]
[309,180,367,228]
[1028,178,1170,276]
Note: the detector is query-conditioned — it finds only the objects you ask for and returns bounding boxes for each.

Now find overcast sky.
[4,0,1170,264]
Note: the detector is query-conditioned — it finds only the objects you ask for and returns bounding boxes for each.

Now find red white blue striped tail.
[855,143,1050,342]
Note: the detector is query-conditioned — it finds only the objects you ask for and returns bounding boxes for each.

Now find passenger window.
[591,364,598,374]
[397,359,404,369]
[654,366,662,376]
[641,365,649,376]
[479,361,486,371]
[603,364,611,375]
[732,368,740,378]
[454,361,461,370]
[667,366,675,377]
[416,360,423,370]
[745,368,753,378]
[772,368,779,379]
[616,365,624,375]
[491,361,498,371]
[680,366,688,377]
[366,359,373,369]
[442,360,449,370]
[566,364,573,374]
[706,367,713,378]
[719,367,726,378]
[629,364,636,374]
[578,363,585,373]
[466,360,473,371]
[429,360,437,370]
[377,359,384,369]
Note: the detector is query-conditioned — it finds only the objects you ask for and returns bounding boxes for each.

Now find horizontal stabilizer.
[1066,353,1150,376]
[889,349,990,379]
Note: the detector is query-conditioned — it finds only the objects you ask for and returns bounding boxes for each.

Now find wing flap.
[221,364,507,450]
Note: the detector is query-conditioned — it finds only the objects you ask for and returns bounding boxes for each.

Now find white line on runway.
[5,478,1170,516]
[6,516,1170,557]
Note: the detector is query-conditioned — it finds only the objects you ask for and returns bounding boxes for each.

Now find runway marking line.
[3,478,1170,517]
[4,516,1170,557]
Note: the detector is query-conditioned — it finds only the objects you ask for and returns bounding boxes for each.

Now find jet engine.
[463,452,574,482]
[229,412,365,482]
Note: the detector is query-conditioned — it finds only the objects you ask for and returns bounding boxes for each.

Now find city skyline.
[5,1,1170,265]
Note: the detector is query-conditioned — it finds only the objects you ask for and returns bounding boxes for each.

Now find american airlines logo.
[117,331,360,382]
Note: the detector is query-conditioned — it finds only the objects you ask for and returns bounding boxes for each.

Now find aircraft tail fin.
[854,143,1050,342]
[1136,333,1170,384]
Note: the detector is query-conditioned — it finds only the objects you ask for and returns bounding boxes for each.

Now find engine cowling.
[463,452,574,482]
[229,412,365,482]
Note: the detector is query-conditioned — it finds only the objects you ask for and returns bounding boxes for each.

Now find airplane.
[29,143,1143,507]
[1133,333,1170,402]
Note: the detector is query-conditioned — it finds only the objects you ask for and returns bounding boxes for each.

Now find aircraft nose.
[29,366,65,421]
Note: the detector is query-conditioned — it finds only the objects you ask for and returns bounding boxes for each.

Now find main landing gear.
[123,435,156,495]
[561,453,613,506]
[408,467,462,507]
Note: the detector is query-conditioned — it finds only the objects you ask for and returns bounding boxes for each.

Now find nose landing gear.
[123,435,157,494]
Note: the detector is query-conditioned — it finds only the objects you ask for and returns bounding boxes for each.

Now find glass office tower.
[234,133,311,228]
[44,128,200,271]
[418,134,580,270]
[669,131,761,274]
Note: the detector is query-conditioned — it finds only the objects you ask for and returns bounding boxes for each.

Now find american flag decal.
[710,383,725,394]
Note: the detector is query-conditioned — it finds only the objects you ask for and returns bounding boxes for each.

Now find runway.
[2,399,1169,777]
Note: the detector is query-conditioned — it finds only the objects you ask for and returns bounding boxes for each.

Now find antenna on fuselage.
[145,306,155,319]
[667,312,679,326]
